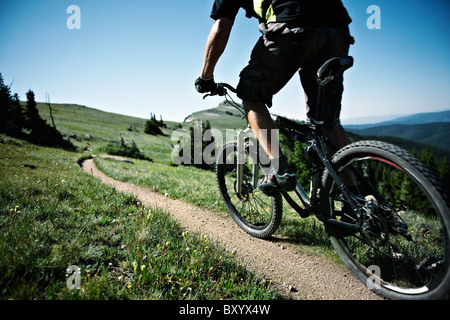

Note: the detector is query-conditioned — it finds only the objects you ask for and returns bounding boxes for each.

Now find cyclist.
[195,0,355,195]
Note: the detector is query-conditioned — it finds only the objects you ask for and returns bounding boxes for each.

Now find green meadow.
[0,134,280,299]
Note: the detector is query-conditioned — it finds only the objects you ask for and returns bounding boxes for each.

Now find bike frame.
[234,121,358,219]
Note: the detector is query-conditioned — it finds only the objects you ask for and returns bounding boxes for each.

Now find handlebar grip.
[220,83,237,93]
[203,82,237,99]
[214,84,226,96]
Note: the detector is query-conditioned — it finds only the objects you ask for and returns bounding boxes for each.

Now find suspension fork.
[236,127,258,195]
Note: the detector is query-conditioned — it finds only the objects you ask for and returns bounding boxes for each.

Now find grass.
[0,136,279,300]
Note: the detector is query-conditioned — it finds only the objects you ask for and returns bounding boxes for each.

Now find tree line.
[278,124,450,191]
[0,73,74,150]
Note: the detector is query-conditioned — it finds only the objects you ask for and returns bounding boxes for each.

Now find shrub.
[101,140,151,161]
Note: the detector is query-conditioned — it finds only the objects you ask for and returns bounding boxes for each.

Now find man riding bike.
[195,0,355,195]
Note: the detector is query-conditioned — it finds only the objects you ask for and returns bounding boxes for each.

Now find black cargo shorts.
[236,23,354,127]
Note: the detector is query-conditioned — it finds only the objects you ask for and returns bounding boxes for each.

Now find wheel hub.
[360,196,390,246]
[234,180,253,201]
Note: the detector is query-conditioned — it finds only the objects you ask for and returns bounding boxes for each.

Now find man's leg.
[243,100,280,160]
[243,99,296,194]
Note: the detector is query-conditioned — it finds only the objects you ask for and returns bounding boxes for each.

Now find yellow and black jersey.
[210,0,351,27]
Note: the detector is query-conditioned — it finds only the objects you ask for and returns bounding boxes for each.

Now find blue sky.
[1,0,449,123]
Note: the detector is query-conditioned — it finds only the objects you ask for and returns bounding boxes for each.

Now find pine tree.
[0,73,26,135]
[0,74,74,149]
[0,73,12,129]
[439,157,450,189]
[24,90,46,131]
[419,148,437,172]
[22,89,74,149]
[10,93,25,129]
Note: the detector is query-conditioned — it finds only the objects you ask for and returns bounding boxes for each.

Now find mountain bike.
[205,56,450,300]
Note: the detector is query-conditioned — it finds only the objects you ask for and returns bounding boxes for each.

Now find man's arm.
[200,17,234,79]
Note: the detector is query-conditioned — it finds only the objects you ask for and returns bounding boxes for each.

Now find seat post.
[314,83,326,128]
[314,56,353,135]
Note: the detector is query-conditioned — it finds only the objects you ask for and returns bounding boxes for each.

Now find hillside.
[183,100,247,134]
[24,100,378,300]
[35,102,176,164]
[36,103,146,138]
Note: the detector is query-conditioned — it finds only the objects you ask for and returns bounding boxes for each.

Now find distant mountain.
[341,114,406,126]
[343,110,450,151]
[389,110,450,125]
[344,110,450,130]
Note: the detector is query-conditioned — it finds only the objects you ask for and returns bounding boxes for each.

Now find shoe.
[258,168,296,195]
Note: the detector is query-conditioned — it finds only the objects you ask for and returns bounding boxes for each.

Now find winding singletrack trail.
[82,158,381,300]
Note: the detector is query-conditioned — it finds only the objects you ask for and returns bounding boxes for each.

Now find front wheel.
[216,141,283,239]
[321,140,450,300]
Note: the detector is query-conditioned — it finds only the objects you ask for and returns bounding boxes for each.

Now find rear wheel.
[322,140,450,300]
[216,141,283,239]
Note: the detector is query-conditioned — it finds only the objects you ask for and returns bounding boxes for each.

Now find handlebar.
[203,82,237,99]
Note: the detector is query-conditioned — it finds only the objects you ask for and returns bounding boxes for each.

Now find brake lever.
[203,93,214,99]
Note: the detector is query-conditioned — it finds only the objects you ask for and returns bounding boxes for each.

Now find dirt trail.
[82,158,382,300]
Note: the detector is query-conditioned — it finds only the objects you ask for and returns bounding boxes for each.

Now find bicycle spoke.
[248,193,272,224]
